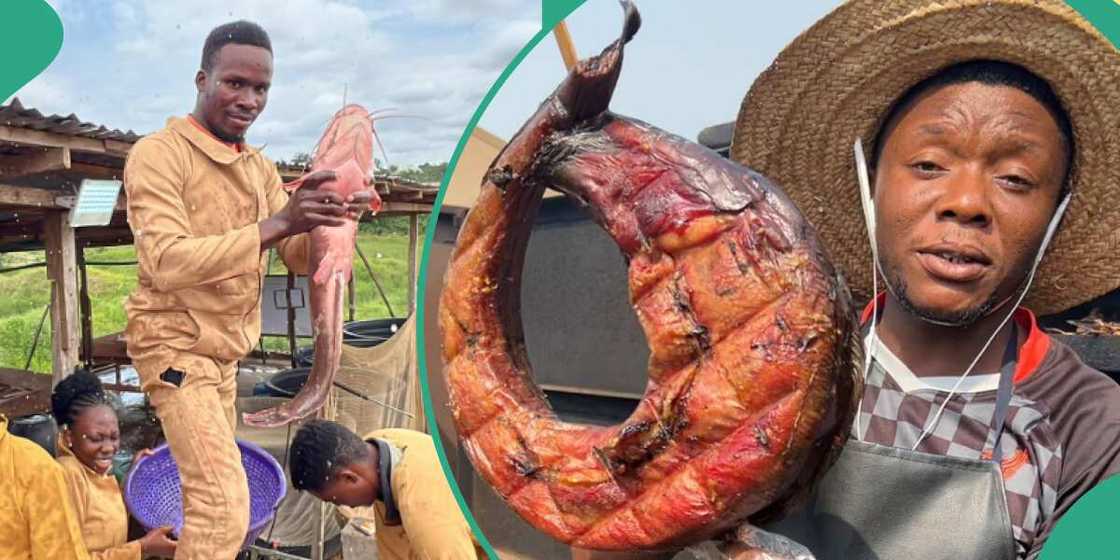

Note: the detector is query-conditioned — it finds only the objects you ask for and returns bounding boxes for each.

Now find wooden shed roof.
[0,100,437,253]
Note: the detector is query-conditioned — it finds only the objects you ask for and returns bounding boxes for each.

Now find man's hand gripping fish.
[244,105,382,428]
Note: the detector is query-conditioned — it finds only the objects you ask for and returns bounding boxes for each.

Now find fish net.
[331,314,426,434]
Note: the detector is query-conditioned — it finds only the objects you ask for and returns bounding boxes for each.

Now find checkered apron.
[763,328,1019,560]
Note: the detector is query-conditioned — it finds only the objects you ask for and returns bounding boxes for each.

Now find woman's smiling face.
[67,404,120,475]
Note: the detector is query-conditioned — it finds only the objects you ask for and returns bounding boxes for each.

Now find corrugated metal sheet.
[0,97,142,144]
[0,100,439,201]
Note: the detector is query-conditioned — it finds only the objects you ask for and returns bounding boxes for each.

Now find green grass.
[0,230,417,373]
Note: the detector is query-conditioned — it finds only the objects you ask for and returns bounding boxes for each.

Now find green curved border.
[1042,475,1120,559]
[1029,6,1120,560]
[1066,0,1120,46]
[416,1,590,557]
[1,0,63,101]
[415,1,1120,559]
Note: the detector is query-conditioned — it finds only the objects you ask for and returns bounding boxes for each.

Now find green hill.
[0,225,416,373]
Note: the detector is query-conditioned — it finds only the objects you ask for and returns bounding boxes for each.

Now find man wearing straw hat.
[719,1,1120,559]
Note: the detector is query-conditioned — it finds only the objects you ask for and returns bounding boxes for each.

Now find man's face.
[873,82,1067,325]
[310,468,377,508]
[195,43,272,142]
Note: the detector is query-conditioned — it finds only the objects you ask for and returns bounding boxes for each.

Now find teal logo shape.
[1043,474,1120,558]
[542,0,586,31]
[1,0,62,101]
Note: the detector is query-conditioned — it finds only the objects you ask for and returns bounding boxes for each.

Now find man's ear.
[195,70,207,93]
[338,468,362,485]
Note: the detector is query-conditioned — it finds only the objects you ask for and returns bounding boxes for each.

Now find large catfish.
[244,105,382,428]
[439,1,860,551]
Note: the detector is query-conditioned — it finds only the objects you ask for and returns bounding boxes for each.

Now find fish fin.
[554,0,640,122]
[313,254,337,285]
[619,0,641,44]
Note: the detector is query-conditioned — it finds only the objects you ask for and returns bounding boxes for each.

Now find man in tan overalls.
[289,420,487,560]
[123,20,372,559]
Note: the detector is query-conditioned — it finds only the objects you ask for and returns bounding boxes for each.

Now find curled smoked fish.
[438,1,860,551]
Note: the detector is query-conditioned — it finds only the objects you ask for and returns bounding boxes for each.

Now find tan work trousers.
[142,351,249,560]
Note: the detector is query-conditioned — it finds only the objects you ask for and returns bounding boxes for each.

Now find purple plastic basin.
[123,439,287,550]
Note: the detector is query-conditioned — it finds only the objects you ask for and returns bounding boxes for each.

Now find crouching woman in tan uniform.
[53,371,178,559]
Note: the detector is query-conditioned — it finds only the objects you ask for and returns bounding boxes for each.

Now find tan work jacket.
[56,442,141,560]
[362,428,487,560]
[0,415,90,560]
[123,116,309,378]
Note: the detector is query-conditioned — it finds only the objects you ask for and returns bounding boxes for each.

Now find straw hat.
[731,0,1120,315]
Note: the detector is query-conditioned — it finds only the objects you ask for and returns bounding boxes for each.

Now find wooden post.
[553,21,579,71]
[44,210,79,383]
[77,245,94,368]
[0,146,70,179]
[407,214,418,316]
[287,271,298,369]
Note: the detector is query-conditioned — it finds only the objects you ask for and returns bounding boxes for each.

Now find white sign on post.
[70,179,123,228]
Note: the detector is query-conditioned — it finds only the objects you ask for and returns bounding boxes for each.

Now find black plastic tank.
[7,413,57,457]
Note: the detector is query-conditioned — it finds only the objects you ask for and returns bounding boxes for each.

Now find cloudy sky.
[8,0,541,167]
[479,1,843,145]
[9,0,845,168]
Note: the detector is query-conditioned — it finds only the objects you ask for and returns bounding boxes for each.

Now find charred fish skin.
[538,113,859,542]
[535,115,762,255]
[439,0,858,551]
